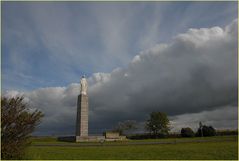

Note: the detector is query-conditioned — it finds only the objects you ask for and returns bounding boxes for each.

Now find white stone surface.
[80,77,88,95]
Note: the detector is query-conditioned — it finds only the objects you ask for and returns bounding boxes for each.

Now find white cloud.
[3,19,237,135]
[4,90,23,98]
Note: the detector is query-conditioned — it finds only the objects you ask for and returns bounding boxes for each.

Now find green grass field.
[25,135,238,160]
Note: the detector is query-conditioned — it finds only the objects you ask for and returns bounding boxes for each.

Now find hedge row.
[127,129,238,140]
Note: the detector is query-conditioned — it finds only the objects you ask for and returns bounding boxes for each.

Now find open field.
[25,135,238,160]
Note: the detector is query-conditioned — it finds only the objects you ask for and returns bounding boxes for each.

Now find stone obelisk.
[76,76,88,140]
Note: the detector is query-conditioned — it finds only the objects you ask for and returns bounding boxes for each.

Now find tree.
[199,121,203,137]
[113,120,137,135]
[145,112,170,136]
[1,96,44,159]
[181,127,195,137]
[196,125,216,137]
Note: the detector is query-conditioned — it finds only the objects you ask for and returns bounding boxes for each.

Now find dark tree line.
[114,111,218,139]
[180,122,216,138]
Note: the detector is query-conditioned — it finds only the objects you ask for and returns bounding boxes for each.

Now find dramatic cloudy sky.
[2,2,238,135]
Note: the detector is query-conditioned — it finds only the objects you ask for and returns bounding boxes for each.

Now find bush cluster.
[127,132,183,140]
[216,130,238,136]
[196,125,216,137]
[1,97,43,159]
[181,127,195,137]
[127,133,169,140]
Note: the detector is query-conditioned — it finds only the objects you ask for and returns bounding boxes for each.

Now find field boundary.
[32,138,237,147]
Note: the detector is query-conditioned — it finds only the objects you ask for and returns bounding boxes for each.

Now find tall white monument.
[73,76,123,142]
[76,76,89,139]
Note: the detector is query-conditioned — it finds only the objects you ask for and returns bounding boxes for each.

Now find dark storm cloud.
[88,19,237,124]
[4,19,238,135]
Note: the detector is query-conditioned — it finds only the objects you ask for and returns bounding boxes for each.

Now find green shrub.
[1,96,44,159]
[181,127,195,137]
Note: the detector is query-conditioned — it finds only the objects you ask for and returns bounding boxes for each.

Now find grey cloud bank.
[4,19,238,135]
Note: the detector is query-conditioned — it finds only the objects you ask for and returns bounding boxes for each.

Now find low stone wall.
[75,136,105,142]
[103,132,127,141]
[105,132,120,139]
[105,136,127,141]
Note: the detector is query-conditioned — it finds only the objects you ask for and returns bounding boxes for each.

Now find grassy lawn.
[25,135,238,160]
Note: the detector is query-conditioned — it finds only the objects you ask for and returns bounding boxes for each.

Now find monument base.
[57,135,126,142]
[75,136,105,142]
[58,136,105,142]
